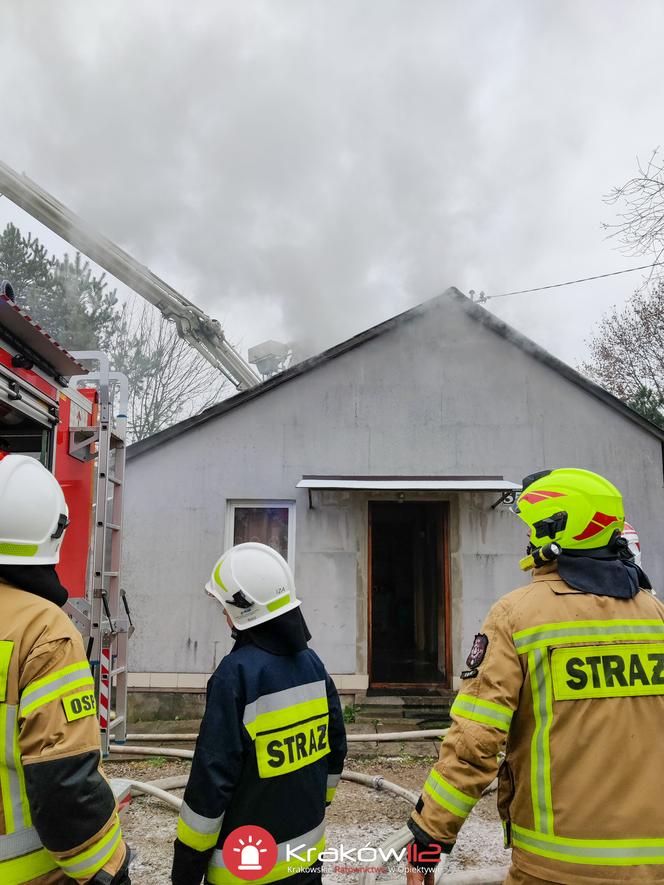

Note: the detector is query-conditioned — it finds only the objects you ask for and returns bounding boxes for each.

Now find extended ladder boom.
[0,159,261,390]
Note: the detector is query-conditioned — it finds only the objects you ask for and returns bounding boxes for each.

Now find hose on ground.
[122,780,183,810]
[124,728,449,744]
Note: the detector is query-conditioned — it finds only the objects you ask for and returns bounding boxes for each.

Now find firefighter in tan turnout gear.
[0,455,130,884]
[406,467,664,885]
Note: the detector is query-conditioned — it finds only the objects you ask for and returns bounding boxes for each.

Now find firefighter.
[406,467,664,885]
[171,542,347,885]
[0,454,130,884]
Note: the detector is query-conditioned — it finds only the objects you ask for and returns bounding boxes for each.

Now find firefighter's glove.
[89,845,133,884]
[171,838,214,885]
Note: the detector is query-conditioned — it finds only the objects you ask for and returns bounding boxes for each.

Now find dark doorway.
[369,501,449,690]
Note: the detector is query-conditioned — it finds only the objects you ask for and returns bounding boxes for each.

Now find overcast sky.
[1,0,662,369]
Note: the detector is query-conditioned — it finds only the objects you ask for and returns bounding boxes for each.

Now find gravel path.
[108,756,508,884]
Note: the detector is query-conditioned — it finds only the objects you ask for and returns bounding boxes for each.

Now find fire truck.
[0,281,132,755]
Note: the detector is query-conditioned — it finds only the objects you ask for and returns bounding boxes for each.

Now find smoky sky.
[1,0,663,366]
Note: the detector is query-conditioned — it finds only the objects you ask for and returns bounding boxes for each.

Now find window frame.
[224,499,297,569]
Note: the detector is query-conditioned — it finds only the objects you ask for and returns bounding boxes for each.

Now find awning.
[297,475,520,491]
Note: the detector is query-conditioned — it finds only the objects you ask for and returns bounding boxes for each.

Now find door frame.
[367,499,452,691]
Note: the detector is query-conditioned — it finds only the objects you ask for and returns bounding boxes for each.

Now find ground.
[108,754,509,884]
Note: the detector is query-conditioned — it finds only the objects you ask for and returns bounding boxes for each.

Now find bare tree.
[604,148,664,269]
[110,302,231,442]
[582,281,664,427]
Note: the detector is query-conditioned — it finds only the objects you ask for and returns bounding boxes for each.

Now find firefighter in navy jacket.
[171,543,347,885]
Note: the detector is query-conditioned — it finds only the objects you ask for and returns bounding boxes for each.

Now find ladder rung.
[105,523,121,531]
[108,716,126,730]
[110,666,126,677]
[103,571,119,577]
[108,475,123,486]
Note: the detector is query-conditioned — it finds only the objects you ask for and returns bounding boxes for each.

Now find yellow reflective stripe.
[513,620,664,654]
[0,543,38,557]
[326,787,337,802]
[423,769,476,819]
[529,649,554,835]
[0,847,58,884]
[0,704,14,833]
[213,559,227,592]
[512,823,664,865]
[177,816,219,851]
[58,816,122,878]
[11,708,30,829]
[20,661,94,717]
[245,697,329,740]
[0,641,13,702]
[267,594,291,612]
[451,693,513,732]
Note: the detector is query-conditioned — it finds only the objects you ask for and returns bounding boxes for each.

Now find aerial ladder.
[0,160,260,753]
[0,159,261,390]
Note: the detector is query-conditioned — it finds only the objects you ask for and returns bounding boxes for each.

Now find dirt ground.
[108,755,508,884]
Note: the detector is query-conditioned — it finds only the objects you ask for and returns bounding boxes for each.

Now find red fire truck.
[0,281,131,755]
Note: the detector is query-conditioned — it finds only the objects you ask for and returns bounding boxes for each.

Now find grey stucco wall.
[122,296,664,679]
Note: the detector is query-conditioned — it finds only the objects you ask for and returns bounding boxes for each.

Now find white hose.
[124,779,183,810]
[109,745,194,759]
[124,728,449,744]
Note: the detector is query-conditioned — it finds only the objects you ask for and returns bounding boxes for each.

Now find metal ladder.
[65,352,133,756]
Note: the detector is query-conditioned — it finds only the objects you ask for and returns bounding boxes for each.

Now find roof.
[128,286,664,460]
[0,294,87,381]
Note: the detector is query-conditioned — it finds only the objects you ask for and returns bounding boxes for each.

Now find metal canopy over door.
[369,501,450,691]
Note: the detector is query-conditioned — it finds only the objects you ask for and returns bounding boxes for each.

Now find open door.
[369,501,449,690]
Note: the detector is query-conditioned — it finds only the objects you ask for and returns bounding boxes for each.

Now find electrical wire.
[481,260,664,301]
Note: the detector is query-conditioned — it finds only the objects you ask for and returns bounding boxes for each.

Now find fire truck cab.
[0,282,131,753]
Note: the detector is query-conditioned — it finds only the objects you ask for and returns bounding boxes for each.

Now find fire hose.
[109,743,507,883]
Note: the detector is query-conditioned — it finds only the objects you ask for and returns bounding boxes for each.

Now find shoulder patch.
[466,633,489,669]
[62,689,96,722]
[460,668,479,680]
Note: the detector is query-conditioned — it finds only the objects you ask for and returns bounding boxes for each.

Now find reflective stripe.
[529,649,554,835]
[207,822,326,885]
[58,815,122,878]
[513,620,664,654]
[0,826,42,860]
[451,693,513,732]
[0,847,57,884]
[255,714,330,777]
[327,773,341,788]
[243,681,327,739]
[513,823,664,865]
[177,801,223,851]
[326,787,337,802]
[20,661,94,717]
[423,769,476,819]
[1,705,29,833]
[0,641,13,702]
[267,594,291,612]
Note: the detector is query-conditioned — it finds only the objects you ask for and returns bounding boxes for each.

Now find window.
[225,501,296,566]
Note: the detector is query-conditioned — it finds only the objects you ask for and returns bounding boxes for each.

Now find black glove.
[89,845,133,884]
[407,818,454,873]
[171,839,214,885]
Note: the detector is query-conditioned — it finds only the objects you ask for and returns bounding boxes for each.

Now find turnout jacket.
[409,564,664,885]
[175,643,347,885]
[0,580,127,884]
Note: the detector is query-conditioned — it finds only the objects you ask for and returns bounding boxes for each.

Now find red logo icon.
[222,825,278,880]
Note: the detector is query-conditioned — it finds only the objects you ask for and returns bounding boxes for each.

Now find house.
[122,288,664,714]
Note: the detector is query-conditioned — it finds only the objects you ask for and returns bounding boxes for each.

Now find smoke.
[0,0,662,363]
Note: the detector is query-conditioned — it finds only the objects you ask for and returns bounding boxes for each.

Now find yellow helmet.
[514,468,625,552]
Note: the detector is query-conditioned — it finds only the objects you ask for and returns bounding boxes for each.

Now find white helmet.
[205,542,300,630]
[0,455,69,565]
[622,521,641,567]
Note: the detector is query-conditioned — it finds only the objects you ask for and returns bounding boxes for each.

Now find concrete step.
[355,692,455,724]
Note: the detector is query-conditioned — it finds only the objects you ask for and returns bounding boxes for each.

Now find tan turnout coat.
[0,580,126,884]
[410,564,664,884]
